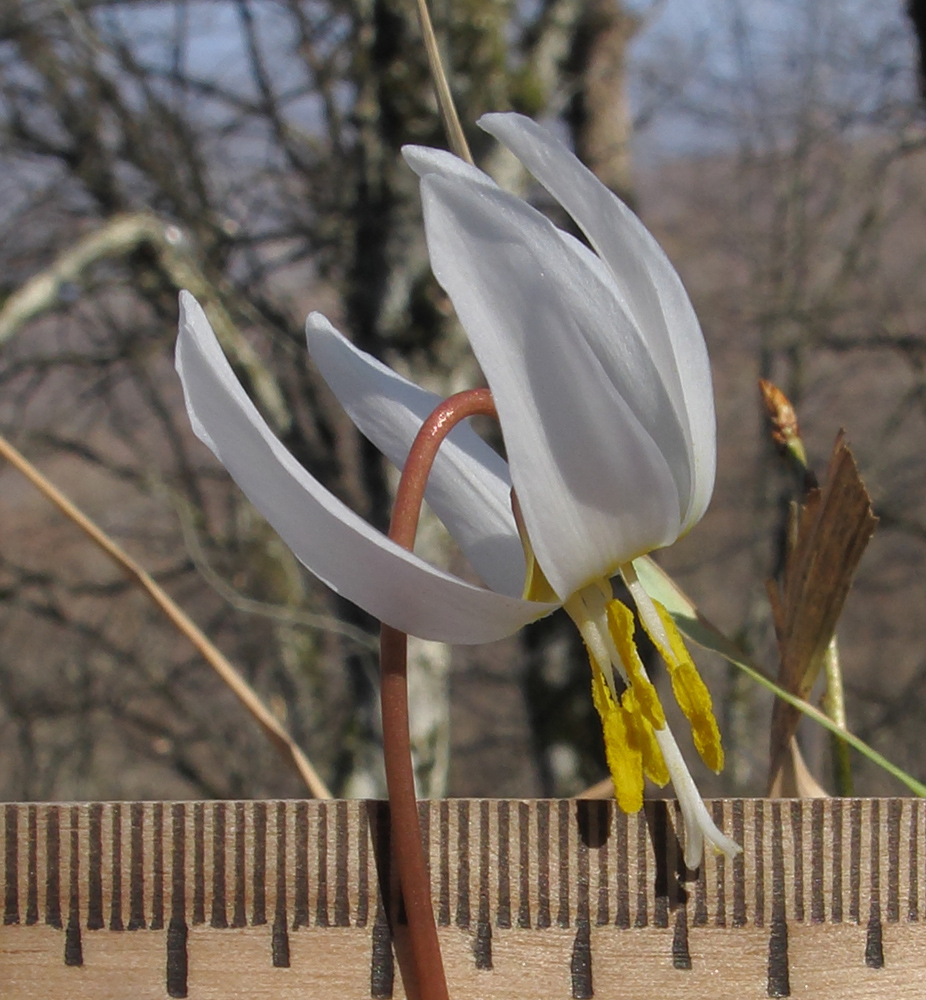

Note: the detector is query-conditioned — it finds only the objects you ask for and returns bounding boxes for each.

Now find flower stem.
[381,387,496,1000]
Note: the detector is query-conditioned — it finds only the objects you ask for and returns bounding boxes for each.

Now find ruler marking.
[634,810,647,928]
[671,804,691,969]
[419,801,431,888]
[672,907,692,970]
[167,804,188,999]
[849,799,861,923]
[438,800,450,927]
[574,804,590,927]
[127,803,144,930]
[370,915,394,999]
[192,804,205,926]
[87,803,103,930]
[594,802,609,926]
[536,802,551,929]
[571,800,593,997]
[293,800,309,929]
[831,800,843,923]
[232,802,246,928]
[109,804,123,931]
[767,801,790,997]
[672,800,686,887]
[9,797,926,992]
[888,798,901,923]
[356,801,369,928]
[456,800,471,929]
[615,808,629,928]
[370,802,394,999]
[316,802,329,927]
[866,800,884,968]
[334,800,350,927]
[671,802,687,907]
[272,801,290,967]
[474,800,492,970]
[652,801,669,929]
[417,801,430,930]
[45,808,61,929]
[211,802,227,929]
[557,800,570,928]
[732,799,746,926]
[810,800,824,923]
[151,803,164,931]
[753,801,765,928]
[713,801,727,928]
[252,802,267,926]
[496,801,510,929]
[908,803,918,922]
[790,801,804,924]
[672,803,688,909]
[64,805,82,967]
[517,801,530,929]
[26,805,38,926]
[4,803,18,925]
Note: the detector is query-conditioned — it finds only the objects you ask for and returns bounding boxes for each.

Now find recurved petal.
[478,112,716,532]
[418,174,683,600]
[402,144,497,188]
[175,292,554,642]
[305,312,526,598]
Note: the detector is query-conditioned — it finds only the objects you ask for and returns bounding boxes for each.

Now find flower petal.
[403,144,498,189]
[478,112,716,532]
[417,173,683,599]
[175,292,554,642]
[305,312,526,598]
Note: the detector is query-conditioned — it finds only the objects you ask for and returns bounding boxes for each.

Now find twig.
[0,430,331,800]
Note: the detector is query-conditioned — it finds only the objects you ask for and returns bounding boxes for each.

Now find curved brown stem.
[381,388,497,1000]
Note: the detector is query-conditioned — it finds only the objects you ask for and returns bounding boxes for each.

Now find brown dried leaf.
[767,432,877,792]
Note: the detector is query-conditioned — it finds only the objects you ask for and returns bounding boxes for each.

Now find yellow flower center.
[564,568,724,814]
[511,496,723,815]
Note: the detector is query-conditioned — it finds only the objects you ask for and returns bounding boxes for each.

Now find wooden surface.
[2,798,925,998]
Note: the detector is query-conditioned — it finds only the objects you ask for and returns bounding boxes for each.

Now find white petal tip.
[682,815,741,870]
[653,725,741,868]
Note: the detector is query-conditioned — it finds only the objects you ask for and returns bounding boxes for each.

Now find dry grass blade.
[766,431,877,793]
[0,431,332,800]
[415,0,473,164]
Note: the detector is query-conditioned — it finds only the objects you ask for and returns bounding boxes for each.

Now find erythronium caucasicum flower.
[175,112,739,866]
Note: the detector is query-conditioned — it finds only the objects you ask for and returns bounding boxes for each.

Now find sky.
[628,0,919,162]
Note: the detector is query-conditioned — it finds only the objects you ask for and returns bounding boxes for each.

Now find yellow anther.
[590,660,644,813]
[606,598,666,729]
[620,688,669,787]
[639,600,725,774]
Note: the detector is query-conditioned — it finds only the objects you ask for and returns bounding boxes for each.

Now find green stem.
[822,636,854,795]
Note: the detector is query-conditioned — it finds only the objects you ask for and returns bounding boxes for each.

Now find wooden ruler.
[1,798,924,999]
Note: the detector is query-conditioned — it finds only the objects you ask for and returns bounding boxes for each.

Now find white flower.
[175,112,738,865]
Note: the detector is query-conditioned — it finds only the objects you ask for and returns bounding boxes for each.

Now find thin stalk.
[822,636,853,795]
[414,0,473,164]
[0,430,331,799]
[381,388,496,1000]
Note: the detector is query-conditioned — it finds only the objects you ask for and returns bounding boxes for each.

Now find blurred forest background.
[2,0,926,805]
